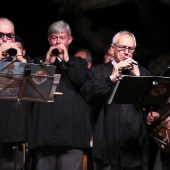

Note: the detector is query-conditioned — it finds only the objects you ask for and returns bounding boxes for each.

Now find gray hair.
[74,48,93,62]
[48,20,71,37]
[112,30,137,48]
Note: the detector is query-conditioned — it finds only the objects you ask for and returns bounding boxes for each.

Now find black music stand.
[0,61,26,99]
[0,62,61,102]
[107,75,170,105]
[18,63,60,102]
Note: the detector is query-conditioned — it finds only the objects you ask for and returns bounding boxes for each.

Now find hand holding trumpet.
[0,42,26,62]
[110,57,140,82]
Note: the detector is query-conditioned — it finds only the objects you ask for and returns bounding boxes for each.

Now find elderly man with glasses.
[0,17,31,170]
[81,30,159,170]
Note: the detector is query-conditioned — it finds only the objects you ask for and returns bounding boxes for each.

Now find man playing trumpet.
[0,18,26,62]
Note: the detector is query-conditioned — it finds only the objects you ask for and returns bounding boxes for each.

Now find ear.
[48,36,50,43]
[23,49,26,56]
[110,44,114,55]
[110,44,114,50]
[68,36,73,45]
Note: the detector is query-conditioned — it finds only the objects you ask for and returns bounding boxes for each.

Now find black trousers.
[93,158,148,170]
[28,146,84,170]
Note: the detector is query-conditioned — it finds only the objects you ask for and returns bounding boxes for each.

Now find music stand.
[19,63,60,102]
[107,75,170,105]
[0,62,61,102]
[0,61,26,99]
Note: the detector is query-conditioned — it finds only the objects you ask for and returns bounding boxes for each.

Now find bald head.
[0,18,14,33]
[0,18,15,43]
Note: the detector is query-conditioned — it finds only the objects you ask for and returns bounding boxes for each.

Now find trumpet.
[2,48,17,61]
[51,49,59,56]
[3,48,17,57]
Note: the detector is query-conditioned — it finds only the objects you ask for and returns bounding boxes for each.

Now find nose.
[2,36,7,42]
[124,47,129,52]
[124,48,129,54]
[56,38,61,44]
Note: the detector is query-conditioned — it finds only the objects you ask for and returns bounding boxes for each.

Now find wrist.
[110,75,119,83]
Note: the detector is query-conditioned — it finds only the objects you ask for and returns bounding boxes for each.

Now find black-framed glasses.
[0,32,15,40]
[114,44,135,53]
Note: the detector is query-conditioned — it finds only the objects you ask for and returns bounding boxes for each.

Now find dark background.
[1,0,170,68]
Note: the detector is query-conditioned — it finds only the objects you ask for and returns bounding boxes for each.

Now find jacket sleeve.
[80,64,116,104]
[60,56,90,88]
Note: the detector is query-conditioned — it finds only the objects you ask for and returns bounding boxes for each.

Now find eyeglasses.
[114,44,135,53]
[0,32,15,40]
